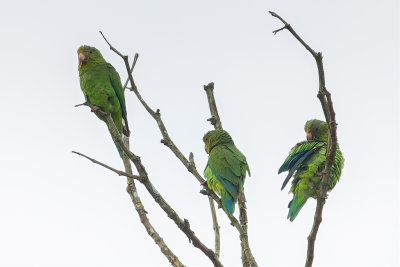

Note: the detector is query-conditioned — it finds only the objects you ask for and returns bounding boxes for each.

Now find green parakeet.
[77,45,129,157]
[278,119,344,222]
[203,130,251,214]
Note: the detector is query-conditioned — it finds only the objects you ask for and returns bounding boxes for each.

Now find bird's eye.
[89,49,93,54]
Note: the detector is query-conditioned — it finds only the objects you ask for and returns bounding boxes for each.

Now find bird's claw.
[200,180,208,186]
[315,171,326,178]
[123,127,130,137]
[91,105,101,113]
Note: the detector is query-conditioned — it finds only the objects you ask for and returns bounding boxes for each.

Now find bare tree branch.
[208,194,220,259]
[77,101,223,266]
[269,11,339,267]
[109,113,223,267]
[98,31,250,257]
[74,103,184,267]
[123,53,139,90]
[122,137,186,267]
[189,151,220,259]
[72,151,143,181]
[204,83,223,130]
[269,12,319,58]
[203,82,258,267]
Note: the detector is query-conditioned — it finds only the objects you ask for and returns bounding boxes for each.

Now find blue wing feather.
[209,166,238,201]
[279,150,308,174]
[280,142,322,190]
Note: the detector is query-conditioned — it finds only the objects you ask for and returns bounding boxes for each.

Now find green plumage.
[77,45,129,157]
[279,119,344,221]
[203,130,250,214]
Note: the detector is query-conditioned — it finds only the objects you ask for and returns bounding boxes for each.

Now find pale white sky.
[0,1,398,266]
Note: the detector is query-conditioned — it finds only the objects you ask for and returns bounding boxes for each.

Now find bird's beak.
[306,132,312,140]
[79,53,87,66]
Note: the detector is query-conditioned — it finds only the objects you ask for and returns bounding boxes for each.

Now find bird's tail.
[106,121,124,158]
[221,191,235,215]
[113,138,124,158]
[287,193,308,222]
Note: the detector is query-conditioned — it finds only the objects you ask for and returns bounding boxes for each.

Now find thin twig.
[123,53,139,90]
[203,82,258,267]
[74,102,88,108]
[189,152,220,259]
[272,26,286,35]
[204,82,222,130]
[208,196,220,259]
[269,11,338,267]
[99,31,125,58]
[72,151,143,181]
[269,11,318,58]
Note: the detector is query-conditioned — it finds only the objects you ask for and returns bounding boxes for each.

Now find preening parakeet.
[278,119,344,222]
[203,130,251,214]
[77,45,129,157]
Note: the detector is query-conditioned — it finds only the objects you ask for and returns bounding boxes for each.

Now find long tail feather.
[221,191,235,214]
[106,121,124,158]
[287,194,308,222]
[113,139,124,158]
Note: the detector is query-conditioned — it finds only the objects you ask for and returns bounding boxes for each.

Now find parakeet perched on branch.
[77,45,129,157]
[278,119,344,222]
[203,130,250,214]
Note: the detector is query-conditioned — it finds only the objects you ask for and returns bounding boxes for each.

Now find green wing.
[107,63,129,135]
[204,163,237,214]
[208,147,240,187]
[205,145,248,199]
[226,143,251,177]
[208,146,247,185]
[204,145,249,214]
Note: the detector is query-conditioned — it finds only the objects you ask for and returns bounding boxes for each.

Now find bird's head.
[203,130,233,154]
[77,45,106,71]
[305,119,328,142]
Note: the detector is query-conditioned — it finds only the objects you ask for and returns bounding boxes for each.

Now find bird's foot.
[91,105,101,113]
[315,171,326,178]
[123,127,130,137]
[200,180,208,186]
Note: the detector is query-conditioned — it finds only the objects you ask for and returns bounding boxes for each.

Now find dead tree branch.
[203,82,258,267]
[108,113,223,267]
[269,11,338,267]
[77,102,222,266]
[123,53,139,90]
[208,194,220,259]
[72,151,143,181]
[122,137,186,267]
[74,103,184,267]
[98,32,251,259]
